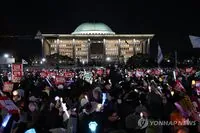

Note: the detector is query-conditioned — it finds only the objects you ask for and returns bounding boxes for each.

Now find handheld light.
[25,128,36,133]
[89,121,98,133]
[55,96,59,101]
[192,80,196,85]
[1,114,11,128]
[102,93,106,105]
[12,90,18,96]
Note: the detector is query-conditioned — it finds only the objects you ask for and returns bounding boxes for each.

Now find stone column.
[147,38,150,54]
[72,39,76,60]
[142,40,146,54]
[56,38,60,55]
[103,39,106,62]
[43,39,51,56]
[118,39,121,61]
[87,39,91,62]
[41,38,44,57]
[133,39,136,56]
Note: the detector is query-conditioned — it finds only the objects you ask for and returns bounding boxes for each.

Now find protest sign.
[55,76,66,85]
[12,64,23,83]
[3,82,14,92]
[0,96,19,114]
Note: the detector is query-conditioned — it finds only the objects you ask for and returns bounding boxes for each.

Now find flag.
[157,44,163,64]
[22,59,28,64]
[173,80,186,92]
[189,35,200,48]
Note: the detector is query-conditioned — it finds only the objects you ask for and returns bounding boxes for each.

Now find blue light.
[25,128,36,133]
[102,93,106,105]
[88,121,98,132]
[1,114,11,128]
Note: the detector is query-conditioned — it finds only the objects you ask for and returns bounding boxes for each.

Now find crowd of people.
[0,65,200,133]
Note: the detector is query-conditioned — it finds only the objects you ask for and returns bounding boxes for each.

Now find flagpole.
[175,50,177,68]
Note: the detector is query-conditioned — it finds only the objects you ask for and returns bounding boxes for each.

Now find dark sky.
[0,0,200,59]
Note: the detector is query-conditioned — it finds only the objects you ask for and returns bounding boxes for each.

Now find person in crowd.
[0,65,200,133]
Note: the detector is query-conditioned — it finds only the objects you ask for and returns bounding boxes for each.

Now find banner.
[64,72,74,78]
[55,76,66,85]
[173,80,186,92]
[0,96,19,114]
[40,72,48,78]
[84,72,93,83]
[196,81,200,88]
[12,64,23,83]
[3,82,14,92]
[48,72,57,77]
[136,70,144,77]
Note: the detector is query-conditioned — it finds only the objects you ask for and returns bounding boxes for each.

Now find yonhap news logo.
[138,118,148,129]
[138,118,196,129]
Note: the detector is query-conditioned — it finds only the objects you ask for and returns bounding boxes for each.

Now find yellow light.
[192,80,196,85]
[171,91,174,96]
[159,78,163,82]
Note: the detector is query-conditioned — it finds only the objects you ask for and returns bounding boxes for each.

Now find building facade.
[36,23,154,63]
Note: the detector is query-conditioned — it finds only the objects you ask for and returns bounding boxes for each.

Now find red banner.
[12,64,23,83]
[40,72,48,78]
[136,70,144,77]
[0,96,19,114]
[55,76,66,85]
[64,72,74,78]
[173,80,186,92]
[48,72,56,77]
[3,82,14,92]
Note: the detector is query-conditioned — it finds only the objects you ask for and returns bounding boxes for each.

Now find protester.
[0,66,200,133]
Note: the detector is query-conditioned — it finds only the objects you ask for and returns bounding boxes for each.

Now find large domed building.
[36,23,154,63]
[72,23,115,35]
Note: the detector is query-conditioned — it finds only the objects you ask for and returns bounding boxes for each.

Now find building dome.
[72,23,115,35]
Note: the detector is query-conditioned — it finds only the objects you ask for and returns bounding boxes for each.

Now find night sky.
[0,0,200,60]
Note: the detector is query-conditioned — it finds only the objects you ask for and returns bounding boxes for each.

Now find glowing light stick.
[148,86,151,92]
[25,128,36,133]
[1,113,11,128]
[102,93,106,105]
[45,78,53,87]
[89,121,98,133]
[140,112,143,118]
[173,71,176,81]
[60,97,70,119]
[192,80,196,85]
[55,96,59,101]
[85,95,88,102]
[171,91,174,96]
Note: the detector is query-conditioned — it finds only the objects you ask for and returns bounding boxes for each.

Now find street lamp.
[106,57,111,62]
[4,54,9,58]
[42,58,46,62]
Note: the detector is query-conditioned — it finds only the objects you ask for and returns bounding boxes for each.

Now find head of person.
[93,87,102,101]
[176,127,189,133]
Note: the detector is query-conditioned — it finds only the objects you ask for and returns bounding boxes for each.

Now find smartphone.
[96,104,102,112]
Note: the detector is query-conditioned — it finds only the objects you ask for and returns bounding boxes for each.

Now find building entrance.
[89,39,105,63]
